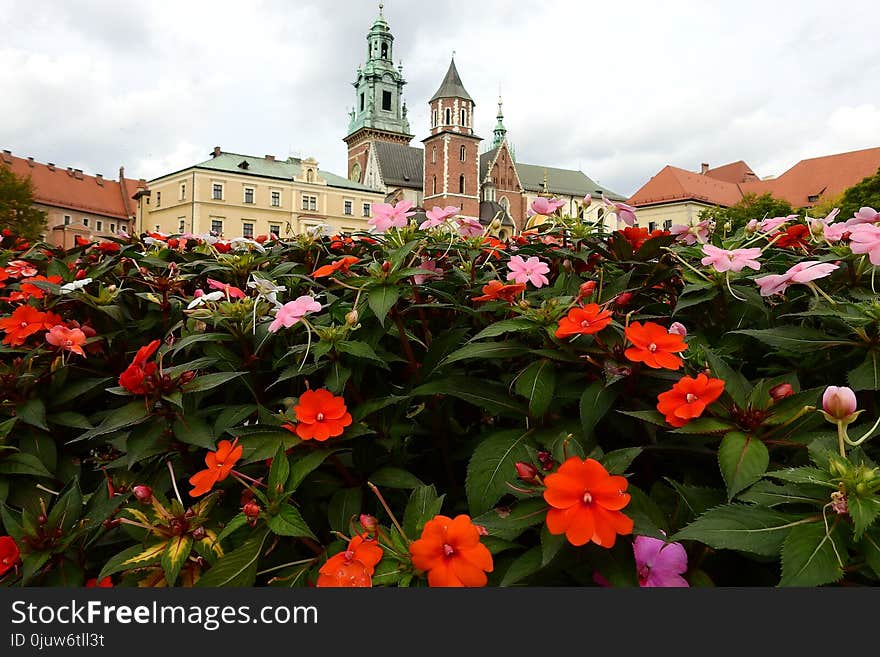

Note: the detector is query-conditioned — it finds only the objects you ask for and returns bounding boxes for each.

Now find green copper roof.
[430,58,473,103]
[492,97,507,149]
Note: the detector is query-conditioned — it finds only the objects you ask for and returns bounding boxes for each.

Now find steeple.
[430,57,474,103]
[492,96,507,149]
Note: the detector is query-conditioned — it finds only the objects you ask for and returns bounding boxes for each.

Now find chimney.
[47,162,55,171]
[96,174,104,186]
[74,168,84,180]
[118,166,125,180]
[67,167,74,177]
[700,163,709,175]
[265,154,275,162]
[27,157,34,167]
[213,146,222,157]
[1,149,11,164]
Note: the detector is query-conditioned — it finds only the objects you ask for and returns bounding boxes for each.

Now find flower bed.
[0,201,879,588]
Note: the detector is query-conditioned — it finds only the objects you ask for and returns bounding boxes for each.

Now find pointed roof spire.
[492,95,507,149]
[430,57,474,103]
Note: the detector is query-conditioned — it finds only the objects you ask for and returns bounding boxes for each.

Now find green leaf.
[172,415,215,449]
[367,284,399,326]
[732,327,854,353]
[328,487,363,533]
[471,498,548,541]
[369,467,424,489]
[439,340,528,368]
[215,514,249,545]
[161,535,193,587]
[182,372,244,393]
[412,376,526,417]
[98,543,167,580]
[848,496,880,539]
[50,377,112,406]
[267,505,316,539]
[0,452,53,478]
[21,552,51,585]
[618,409,668,427]
[71,401,151,442]
[671,417,736,434]
[861,528,880,578]
[17,398,48,430]
[171,332,234,354]
[718,432,769,500]
[268,444,291,496]
[196,530,269,587]
[470,318,537,341]
[540,525,565,567]
[738,481,825,507]
[704,348,751,407]
[352,395,408,422]
[287,449,338,492]
[500,547,542,586]
[600,447,643,475]
[665,479,725,520]
[403,485,445,539]
[580,382,617,441]
[779,522,843,587]
[514,359,556,417]
[674,504,812,556]
[766,467,836,488]
[48,411,93,430]
[673,287,718,314]
[849,352,880,391]
[466,428,536,515]
[46,479,83,533]
[336,341,389,369]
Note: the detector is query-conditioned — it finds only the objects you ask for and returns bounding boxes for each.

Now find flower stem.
[836,421,847,457]
[367,481,409,542]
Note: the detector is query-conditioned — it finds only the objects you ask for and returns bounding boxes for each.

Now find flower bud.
[514,461,539,483]
[359,514,378,533]
[381,261,391,273]
[822,386,858,423]
[345,310,359,326]
[191,526,206,540]
[769,383,793,401]
[243,501,261,519]
[668,322,687,337]
[615,292,633,307]
[132,485,153,503]
[578,281,596,299]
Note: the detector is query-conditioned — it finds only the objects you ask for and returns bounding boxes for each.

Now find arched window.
[597,207,605,222]
[500,196,510,211]
[431,110,437,127]
[445,108,451,125]
[460,108,467,126]
[350,162,361,183]
[460,145,466,162]
[432,146,436,164]
[306,169,314,183]
[432,175,437,195]
[459,175,465,194]
[381,42,388,59]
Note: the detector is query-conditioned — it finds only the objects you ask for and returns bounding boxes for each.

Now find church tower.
[422,58,482,218]
[344,4,413,184]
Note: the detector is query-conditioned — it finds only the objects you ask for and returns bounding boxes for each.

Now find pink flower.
[668,322,687,337]
[603,196,637,227]
[456,217,484,238]
[670,221,710,245]
[582,193,592,208]
[849,223,880,265]
[268,295,322,333]
[420,205,459,230]
[207,278,246,299]
[823,222,849,242]
[700,244,762,273]
[413,259,442,285]
[530,197,566,216]
[822,386,858,421]
[759,215,797,233]
[633,536,689,588]
[368,201,415,232]
[754,261,838,297]
[845,206,880,227]
[506,255,550,288]
[45,325,87,357]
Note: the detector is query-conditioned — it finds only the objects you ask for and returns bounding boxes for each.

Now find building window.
[344,200,353,215]
[597,208,605,221]
[648,221,657,232]
[96,220,103,231]
[445,108,451,125]
[212,183,223,200]
[269,224,281,236]
[110,223,115,233]
[271,190,281,207]
[360,93,365,111]
[663,219,673,230]
[459,175,465,194]
[178,218,186,233]
[155,225,160,232]
[121,223,127,232]
[156,191,161,207]
[179,182,186,200]
[808,194,820,203]
[63,215,71,225]
[82,217,89,227]
[500,196,509,211]
[381,41,388,58]
[242,222,254,238]
[382,90,392,111]
[301,194,317,211]
[211,218,223,234]
[431,109,437,127]
[363,202,370,217]
[244,187,255,204]
[306,169,315,183]
[432,175,437,195]
[432,146,436,164]
[460,108,466,126]
[460,145,466,162]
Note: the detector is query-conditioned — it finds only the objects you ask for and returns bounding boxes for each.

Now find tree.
[699,192,794,231]
[0,164,46,242]
[835,167,880,221]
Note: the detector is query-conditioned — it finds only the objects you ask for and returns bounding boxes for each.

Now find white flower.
[230,237,266,253]
[60,278,93,294]
[247,275,286,307]
[186,291,224,309]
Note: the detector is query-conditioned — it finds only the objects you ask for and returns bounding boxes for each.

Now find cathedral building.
[344,5,625,234]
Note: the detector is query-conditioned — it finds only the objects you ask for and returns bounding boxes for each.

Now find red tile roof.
[628,147,880,209]
[0,149,143,219]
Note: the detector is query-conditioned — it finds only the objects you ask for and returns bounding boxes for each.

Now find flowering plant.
[1,203,879,588]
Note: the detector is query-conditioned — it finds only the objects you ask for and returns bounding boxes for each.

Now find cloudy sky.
[1,0,879,197]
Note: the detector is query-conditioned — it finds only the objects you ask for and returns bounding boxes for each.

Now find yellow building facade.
[137,149,385,238]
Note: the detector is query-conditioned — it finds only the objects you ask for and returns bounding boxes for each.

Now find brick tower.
[422,58,482,218]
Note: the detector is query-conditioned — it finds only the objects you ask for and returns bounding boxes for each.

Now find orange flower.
[312,256,359,278]
[85,576,114,587]
[45,324,88,356]
[480,236,506,259]
[554,303,613,338]
[472,279,526,303]
[7,275,63,302]
[188,438,243,497]
[291,389,352,441]
[624,321,687,370]
[409,514,494,587]
[316,535,384,587]
[0,305,63,346]
[543,457,633,548]
[656,373,725,428]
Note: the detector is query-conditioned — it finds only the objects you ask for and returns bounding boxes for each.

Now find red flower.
[554,304,613,338]
[656,374,726,427]
[214,241,232,253]
[96,241,121,254]
[316,535,384,588]
[85,576,113,587]
[329,235,354,250]
[774,224,810,249]
[5,260,37,278]
[312,256,359,278]
[188,438,243,497]
[472,280,526,303]
[290,389,352,441]
[207,278,246,299]
[624,321,687,370]
[0,305,63,346]
[118,339,161,394]
[6,275,63,302]
[543,457,633,547]
[0,536,20,575]
[409,515,494,587]
[74,235,92,247]
[480,237,506,259]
